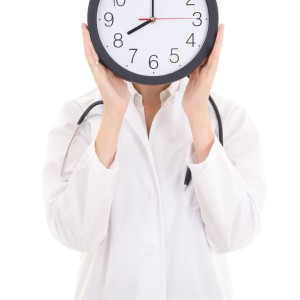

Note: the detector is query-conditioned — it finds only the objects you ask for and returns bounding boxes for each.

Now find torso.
[143,101,161,138]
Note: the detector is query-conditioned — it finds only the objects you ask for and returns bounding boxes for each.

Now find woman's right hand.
[81,23,130,115]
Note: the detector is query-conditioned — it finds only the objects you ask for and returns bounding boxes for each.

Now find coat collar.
[123,79,186,153]
[126,80,181,107]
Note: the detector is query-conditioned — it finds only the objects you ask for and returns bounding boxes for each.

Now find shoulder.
[64,87,101,112]
[209,91,248,123]
[209,91,259,141]
[210,92,261,151]
[58,87,103,123]
[178,76,248,120]
[178,77,258,141]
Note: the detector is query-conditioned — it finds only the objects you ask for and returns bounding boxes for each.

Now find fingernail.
[81,23,85,30]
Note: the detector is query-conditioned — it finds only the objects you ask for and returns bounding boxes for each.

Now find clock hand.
[138,17,195,20]
[127,0,155,35]
[152,0,154,17]
[127,18,154,35]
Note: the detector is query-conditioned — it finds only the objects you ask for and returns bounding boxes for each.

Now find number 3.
[193,12,202,26]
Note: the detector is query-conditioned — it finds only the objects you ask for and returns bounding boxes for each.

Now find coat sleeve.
[185,104,267,254]
[41,99,120,252]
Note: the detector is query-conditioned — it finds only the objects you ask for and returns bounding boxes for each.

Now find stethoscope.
[61,94,223,190]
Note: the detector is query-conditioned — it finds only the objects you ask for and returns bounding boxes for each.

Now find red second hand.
[138,17,195,20]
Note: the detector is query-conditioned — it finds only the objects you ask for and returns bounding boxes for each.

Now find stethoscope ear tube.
[208,95,223,146]
[77,97,223,145]
[77,100,104,125]
[61,101,103,181]
[183,95,223,190]
[62,95,223,189]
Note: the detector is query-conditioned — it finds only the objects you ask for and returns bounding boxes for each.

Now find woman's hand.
[81,23,130,115]
[182,24,224,117]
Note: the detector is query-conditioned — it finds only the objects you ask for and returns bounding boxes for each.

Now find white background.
[0,0,299,299]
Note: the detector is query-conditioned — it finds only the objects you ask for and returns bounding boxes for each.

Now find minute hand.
[127,19,153,35]
[139,17,194,20]
[152,0,154,17]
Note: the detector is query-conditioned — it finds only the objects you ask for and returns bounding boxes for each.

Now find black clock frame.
[87,0,219,85]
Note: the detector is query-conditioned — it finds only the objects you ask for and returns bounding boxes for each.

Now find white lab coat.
[41,76,267,300]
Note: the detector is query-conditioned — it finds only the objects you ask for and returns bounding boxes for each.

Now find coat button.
[146,245,157,257]
[149,192,158,202]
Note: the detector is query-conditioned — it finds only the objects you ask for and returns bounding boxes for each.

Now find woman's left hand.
[182,24,224,117]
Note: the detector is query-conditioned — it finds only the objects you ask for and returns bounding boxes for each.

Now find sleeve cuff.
[186,135,222,168]
[185,134,230,172]
[86,141,120,173]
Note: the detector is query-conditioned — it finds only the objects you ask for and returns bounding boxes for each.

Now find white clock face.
[96,0,209,76]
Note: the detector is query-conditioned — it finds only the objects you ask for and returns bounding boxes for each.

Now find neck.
[132,82,171,106]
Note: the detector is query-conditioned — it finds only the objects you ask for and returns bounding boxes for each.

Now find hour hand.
[127,18,153,35]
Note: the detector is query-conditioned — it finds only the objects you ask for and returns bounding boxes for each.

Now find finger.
[81,23,106,75]
[189,67,198,81]
[188,56,206,81]
[81,23,98,62]
[197,57,208,74]
[205,23,224,76]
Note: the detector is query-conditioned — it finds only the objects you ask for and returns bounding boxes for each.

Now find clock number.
[113,0,126,6]
[113,33,123,48]
[170,48,179,63]
[129,48,138,63]
[186,33,196,47]
[186,0,195,5]
[104,12,114,27]
[149,55,159,69]
[193,12,202,26]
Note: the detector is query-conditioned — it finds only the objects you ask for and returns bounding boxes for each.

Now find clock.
[87,0,219,85]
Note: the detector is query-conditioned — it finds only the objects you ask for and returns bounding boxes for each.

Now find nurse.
[41,22,267,300]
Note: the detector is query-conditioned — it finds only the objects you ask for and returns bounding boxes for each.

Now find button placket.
[146,244,157,257]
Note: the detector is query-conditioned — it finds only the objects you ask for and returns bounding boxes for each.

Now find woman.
[41,22,267,300]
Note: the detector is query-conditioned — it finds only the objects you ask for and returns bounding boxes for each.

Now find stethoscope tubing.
[61,95,223,189]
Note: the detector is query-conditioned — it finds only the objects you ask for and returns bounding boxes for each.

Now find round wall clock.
[87,0,219,85]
